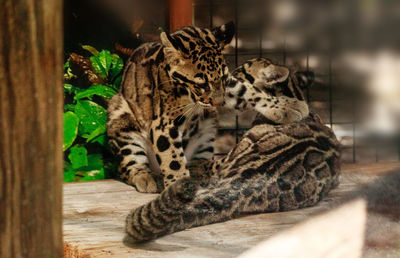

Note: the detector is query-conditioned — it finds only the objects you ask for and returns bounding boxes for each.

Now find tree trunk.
[0,0,63,257]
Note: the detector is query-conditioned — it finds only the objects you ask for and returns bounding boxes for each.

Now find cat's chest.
[181,115,202,140]
[181,110,217,137]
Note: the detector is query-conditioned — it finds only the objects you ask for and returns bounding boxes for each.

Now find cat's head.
[160,22,235,107]
[232,58,314,102]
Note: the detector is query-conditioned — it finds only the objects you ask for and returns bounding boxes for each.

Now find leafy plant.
[63,46,123,182]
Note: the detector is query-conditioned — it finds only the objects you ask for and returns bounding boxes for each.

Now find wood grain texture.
[0,0,63,257]
[62,163,400,258]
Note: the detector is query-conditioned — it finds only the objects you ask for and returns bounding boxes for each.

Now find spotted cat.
[107,22,309,193]
[125,112,341,242]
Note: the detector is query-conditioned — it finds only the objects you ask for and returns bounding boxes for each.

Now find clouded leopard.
[125,112,340,242]
[107,22,310,193]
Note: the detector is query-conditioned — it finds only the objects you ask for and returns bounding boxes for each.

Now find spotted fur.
[225,58,310,124]
[125,112,341,242]
[107,22,310,193]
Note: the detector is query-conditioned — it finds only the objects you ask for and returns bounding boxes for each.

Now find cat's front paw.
[281,98,309,123]
[129,171,161,193]
[257,97,309,124]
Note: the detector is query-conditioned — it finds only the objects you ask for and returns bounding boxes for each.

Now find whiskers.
[170,102,204,129]
[182,103,200,128]
[157,79,175,88]
[168,104,191,114]
[181,104,218,136]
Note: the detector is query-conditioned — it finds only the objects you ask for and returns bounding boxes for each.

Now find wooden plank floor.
[63,162,400,258]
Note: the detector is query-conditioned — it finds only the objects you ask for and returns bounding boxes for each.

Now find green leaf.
[91,134,107,146]
[63,47,127,182]
[64,83,74,94]
[64,104,75,112]
[64,61,70,69]
[68,146,88,169]
[82,45,99,56]
[75,154,105,181]
[64,83,82,95]
[63,170,76,182]
[90,55,107,79]
[64,154,105,182]
[98,50,113,75]
[87,154,104,168]
[110,54,124,80]
[64,161,73,171]
[74,85,117,101]
[85,124,106,142]
[80,168,105,181]
[90,50,113,80]
[74,100,107,137]
[63,112,79,151]
[74,154,103,171]
[64,61,75,80]
[113,75,122,90]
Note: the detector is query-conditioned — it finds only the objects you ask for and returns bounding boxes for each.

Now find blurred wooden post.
[169,0,193,32]
[0,1,63,257]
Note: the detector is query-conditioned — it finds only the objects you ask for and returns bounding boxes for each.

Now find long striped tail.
[125,177,260,242]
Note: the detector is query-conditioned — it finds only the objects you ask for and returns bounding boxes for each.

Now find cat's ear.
[160,32,186,62]
[160,32,175,49]
[212,21,235,48]
[261,65,290,84]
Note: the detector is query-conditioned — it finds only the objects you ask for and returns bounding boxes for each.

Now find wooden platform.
[63,162,400,258]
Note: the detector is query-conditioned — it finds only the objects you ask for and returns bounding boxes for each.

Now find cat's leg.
[107,94,162,193]
[184,112,217,162]
[224,76,309,124]
[150,116,192,188]
[181,113,217,182]
[224,59,309,124]
[109,132,162,193]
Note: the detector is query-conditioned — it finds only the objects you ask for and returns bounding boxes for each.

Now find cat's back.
[108,42,165,131]
[125,41,164,66]
[120,41,164,94]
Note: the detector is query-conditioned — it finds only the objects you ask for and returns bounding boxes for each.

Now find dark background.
[64,0,400,163]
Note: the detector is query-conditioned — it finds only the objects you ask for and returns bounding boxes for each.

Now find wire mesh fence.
[193,0,400,164]
[64,0,400,165]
